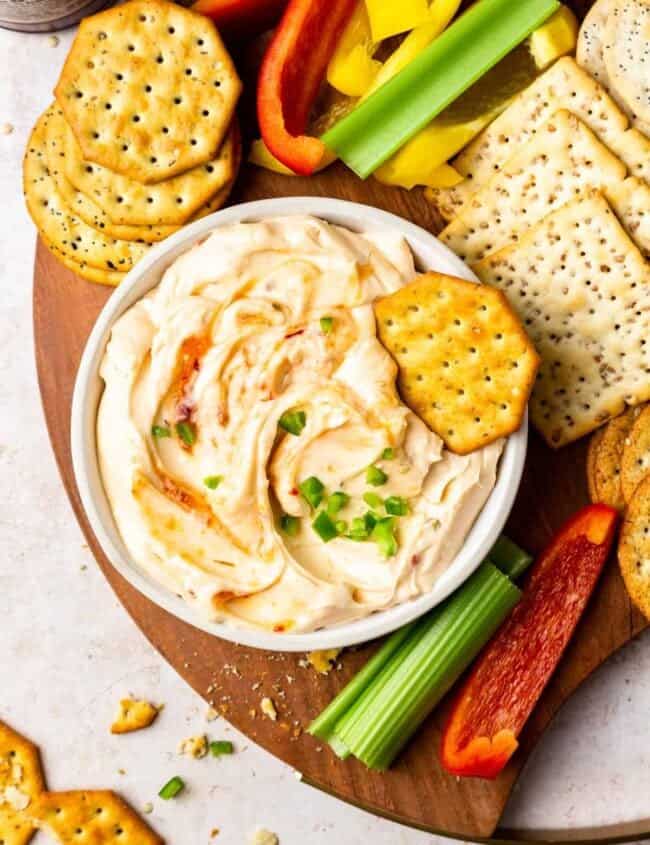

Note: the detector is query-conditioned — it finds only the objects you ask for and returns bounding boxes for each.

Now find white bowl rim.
[71,197,527,652]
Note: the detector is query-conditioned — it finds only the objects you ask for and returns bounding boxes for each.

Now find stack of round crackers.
[587,406,650,618]
[23,0,241,285]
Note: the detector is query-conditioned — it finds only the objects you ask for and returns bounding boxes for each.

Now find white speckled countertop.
[3,24,650,845]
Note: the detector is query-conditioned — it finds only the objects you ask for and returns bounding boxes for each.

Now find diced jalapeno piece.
[159,776,185,800]
[381,447,395,460]
[176,421,196,446]
[366,465,388,486]
[312,511,338,542]
[151,424,171,438]
[320,316,334,334]
[280,514,300,536]
[327,491,350,516]
[209,740,234,757]
[335,520,348,535]
[372,516,398,558]
[347,516,370,541]
[203,475,223,490]
[299,476,325,509]
[363,492,383,509]
[278,410,306,435]
[385,496,409,516]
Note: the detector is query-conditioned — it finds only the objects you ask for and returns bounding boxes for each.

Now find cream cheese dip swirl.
[97,216,503,633]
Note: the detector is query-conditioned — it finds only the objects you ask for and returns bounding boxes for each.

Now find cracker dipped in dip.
[97,216,503,633]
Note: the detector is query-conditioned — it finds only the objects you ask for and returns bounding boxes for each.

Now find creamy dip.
[98,216,503,633]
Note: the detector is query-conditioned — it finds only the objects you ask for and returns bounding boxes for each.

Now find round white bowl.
[71,197,527,652]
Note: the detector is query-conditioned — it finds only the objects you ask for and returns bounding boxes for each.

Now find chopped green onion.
[159,776,185,800]
[363,511,379,532]
[489,535,533,580]
[385,496,409,516]
[151,424,171,438]
[299,476,325,509]
[363,492,383,509]
[278,410,306,436]
[321,0,559,177]
[366,465,388,486]
[381,447,395,460]
[313,511,338,542]
[209,740,234,757]
[310,560,521,769]
[203,475,223,490]
[176,421,196,446]
[280,514,300,537]
[320,316,334,334]
[335,520,348,535]
[327,491,350,516]
[372,516,398,558]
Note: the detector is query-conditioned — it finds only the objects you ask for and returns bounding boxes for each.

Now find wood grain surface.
[30,5,650,832]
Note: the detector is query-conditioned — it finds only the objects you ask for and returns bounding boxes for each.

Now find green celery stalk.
[489,535,533,580]
[321,0,559,178]
[334,562,520,769]
[308,620,417,745]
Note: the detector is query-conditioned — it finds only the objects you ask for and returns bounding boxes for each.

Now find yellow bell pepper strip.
[365,0,430,42]
[327,2,381,97]
[322,0,560,178]
[362,0,462,100]
[249,138,296,174]
[528,4,578,69]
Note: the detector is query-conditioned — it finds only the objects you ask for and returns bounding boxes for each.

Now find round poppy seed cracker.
[24,107,151,274]
[374,271,540,455]
[63,116,236,226]
[621,404,650,504]
[603,0,650,127]
[619,474,650,619]
[54,0,241,184]
[592,406,642,510]
[587,427,605,503]
[45,106,178,244]
[42,239,125,286]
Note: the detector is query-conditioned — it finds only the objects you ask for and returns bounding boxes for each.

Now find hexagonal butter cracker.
[621,404,650,504]
[592,406,643,510]
[30,790,162,845]
[0,721,45,845]
[110,700,159,734]
[374,272,539,454]
[23,107,150,274]
[440,111,627,264]
[54,0,241,183]
[63,117,237,226]
[473,192,650,448]
[619,474,650,619]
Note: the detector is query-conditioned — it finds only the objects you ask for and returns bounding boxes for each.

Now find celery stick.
[308,620,417,743]
[335,562,520,770]
[321,0,559,178]
[490,535,533,580]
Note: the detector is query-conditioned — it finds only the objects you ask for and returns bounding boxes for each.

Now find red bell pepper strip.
[192,0,288,39]
[257,0,356,175]
[440,504,618,780]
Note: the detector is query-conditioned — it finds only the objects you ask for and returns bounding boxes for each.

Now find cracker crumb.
[111,699,159,734]
[1,123,14,136]
[178,734,208,759]
[205,706,219,722]
[260,697,277,721]
[307,649,341,675]
[142,802,153,814]
[48,35,59,46]
[2,785,30,811]
[249,827,279,845]
[210,828,220,838]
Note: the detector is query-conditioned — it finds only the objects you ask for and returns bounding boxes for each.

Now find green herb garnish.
[320,316,334,334]
[313,511,338,542]
[176,421,196,446]
[159,776,185,800]
[327,491,350,516]
[381,447,395,460]
[372,516,398,558]
[363,492,383,509]
[209,740,234,757]
[204,475,223,490]
[299,476,325,509]
[280,514,300,537]
[385,496,409,516]
[278,410,307,436]
[151,425,171,438]
[366,465,388,486]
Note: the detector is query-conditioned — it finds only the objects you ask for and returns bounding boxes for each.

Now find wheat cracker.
[618,474,650,618]
[621,404,650,504]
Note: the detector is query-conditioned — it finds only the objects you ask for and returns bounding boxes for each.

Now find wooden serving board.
[34,142,649,841]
